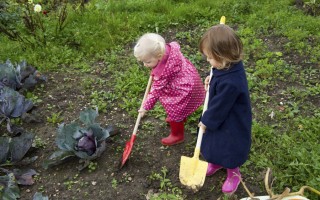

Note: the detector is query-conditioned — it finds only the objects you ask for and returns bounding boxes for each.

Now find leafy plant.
[42,108,113,170]
[25,92,43,104]
[0,132,36,166]
[150,167,172,191]
[0,0,84,47]
[304,0,320,16]
[0,85,33,121]
[33,192,49,200]
[32,136,47,148]
[111,178,118,189]
[0,168,38,200]
[89,90,117,113]
[0,59,46,132]
[148,167,183,199]
[87,161,97,172]
[0,59,46,90]
[46,111,64,124]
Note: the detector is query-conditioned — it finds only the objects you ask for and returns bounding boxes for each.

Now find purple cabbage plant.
[0,59,47,91]
[0,60,45,199]
[43,108,112,170]
[0,132,37,166]
[0,59,46,133]
[0,85,34,133]
[0,168,38,200]
[0,132,38,199]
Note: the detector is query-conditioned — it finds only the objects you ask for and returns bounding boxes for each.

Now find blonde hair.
[199,24,243,69]
[134,33,166,61]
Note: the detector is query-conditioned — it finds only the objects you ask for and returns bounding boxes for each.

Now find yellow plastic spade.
[179,16,226,192]
[179,132,208,192]
[179,68,214,192]
[220,16,226,24]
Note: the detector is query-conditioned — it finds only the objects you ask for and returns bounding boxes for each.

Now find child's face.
[203,50,221,68]
[139,55,160,68]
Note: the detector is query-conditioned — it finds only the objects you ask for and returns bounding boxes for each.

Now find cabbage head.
[43,108,112,170]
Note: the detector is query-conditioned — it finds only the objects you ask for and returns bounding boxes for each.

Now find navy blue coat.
[200,61,252,169]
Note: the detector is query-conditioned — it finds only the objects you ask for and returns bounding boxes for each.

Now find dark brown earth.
[0,67,267,200]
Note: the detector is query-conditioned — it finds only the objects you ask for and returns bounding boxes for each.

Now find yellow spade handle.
[132,75,153,135]
[194,16,225,153]
[220,16,226,24]
[194,69,213,154]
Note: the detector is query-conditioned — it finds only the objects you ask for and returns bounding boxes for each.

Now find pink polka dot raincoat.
[143,42,205,121]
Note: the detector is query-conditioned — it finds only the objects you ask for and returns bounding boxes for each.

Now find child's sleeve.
[143,87,158,110]
[143,60,180,110]
[201,80,240,130]
[143,79,167,110]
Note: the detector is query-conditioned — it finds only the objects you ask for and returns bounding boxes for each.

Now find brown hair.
[199,24,243,69]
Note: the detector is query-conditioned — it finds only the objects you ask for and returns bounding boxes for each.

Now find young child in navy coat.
[198,24,252,194]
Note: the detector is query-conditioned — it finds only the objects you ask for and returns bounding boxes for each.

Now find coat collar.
[151,44,171,77]
[212,61,243,77]
[151,42,181,79]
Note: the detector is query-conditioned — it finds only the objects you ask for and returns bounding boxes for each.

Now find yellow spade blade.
[179,155,208,192]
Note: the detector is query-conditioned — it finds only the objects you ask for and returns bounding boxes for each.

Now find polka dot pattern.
[143,42,205,121]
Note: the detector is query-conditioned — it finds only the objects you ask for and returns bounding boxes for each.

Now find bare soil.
[1,68,267,200]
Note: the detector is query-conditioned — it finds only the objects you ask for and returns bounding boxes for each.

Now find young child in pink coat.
[134,33,205,146]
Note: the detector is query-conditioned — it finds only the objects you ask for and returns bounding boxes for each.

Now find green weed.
[32,136,47,148]
[47,111,64,124]
[148,167,183,199]
[25,91,43,104]
[111,178,118,189]
[88,161,98,173]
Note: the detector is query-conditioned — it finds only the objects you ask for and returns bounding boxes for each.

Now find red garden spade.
[120,75,153,169]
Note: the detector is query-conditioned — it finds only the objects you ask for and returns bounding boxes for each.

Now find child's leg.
[222,167,241,194]
[165,117,171,123]
[206,163,222,176]
[165,117,187,123]
[161,120,184,145]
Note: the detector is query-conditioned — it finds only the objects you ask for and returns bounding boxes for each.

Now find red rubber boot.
[161,121,184,145]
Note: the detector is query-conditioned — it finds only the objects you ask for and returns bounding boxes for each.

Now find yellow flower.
[34,4,42,12]
[28,0,33,4]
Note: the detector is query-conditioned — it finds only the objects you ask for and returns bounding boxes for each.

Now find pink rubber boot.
[222,167,241,194]
[206,163,222,176]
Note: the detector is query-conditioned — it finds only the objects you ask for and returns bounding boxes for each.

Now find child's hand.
[204,75,210,91]
[198,121,206,131]
[138,108,147,118]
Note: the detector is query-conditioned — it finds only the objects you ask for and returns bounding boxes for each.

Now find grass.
[1,0,319,198]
